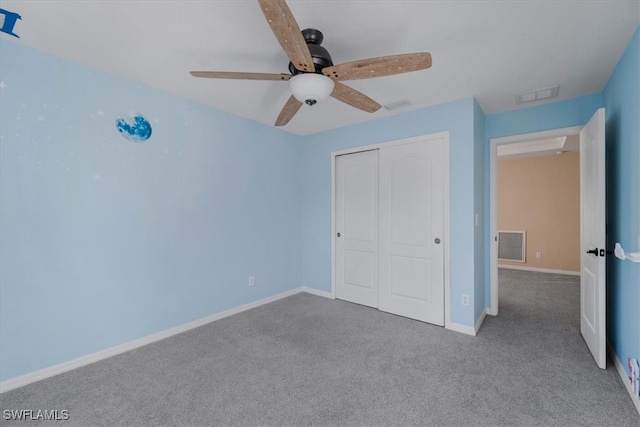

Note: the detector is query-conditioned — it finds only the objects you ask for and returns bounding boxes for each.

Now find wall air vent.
[384,99,411,111]
[515,86,559,105]
[498,230,527,262]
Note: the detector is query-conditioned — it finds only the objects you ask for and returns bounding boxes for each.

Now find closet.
[334,134,446,325]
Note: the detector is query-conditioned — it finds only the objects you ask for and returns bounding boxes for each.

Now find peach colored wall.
[498,152,580,272]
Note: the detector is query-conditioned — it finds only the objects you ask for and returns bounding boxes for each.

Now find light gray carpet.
[1,269,638,426]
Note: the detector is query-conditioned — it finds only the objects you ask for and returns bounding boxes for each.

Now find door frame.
[331,131,451,327]
[489,125,583,315]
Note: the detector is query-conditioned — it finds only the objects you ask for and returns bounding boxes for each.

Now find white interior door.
[378,139,445,325]
[335,150,379,308]
[580,108,606,369]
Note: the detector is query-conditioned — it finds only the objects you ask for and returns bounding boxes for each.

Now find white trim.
[608,341,640,415]
[489,138,499,316]
[447,322,477,336]
[330,132,451,329]
[330,153,337,300]
[301,287,334,299]
[475,308,488,335]
[1,287,313,393]
[498,264,580,276]
[331,132,450,157]
[449,308,486,337]
[489,125,583,316]
[443,135,451,331]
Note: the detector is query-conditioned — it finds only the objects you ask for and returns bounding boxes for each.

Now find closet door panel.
[378,139,445,325]
[335,150,379,308]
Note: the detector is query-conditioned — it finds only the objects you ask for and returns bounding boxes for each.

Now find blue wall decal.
[0,8,21,38]
[116,113,152,142]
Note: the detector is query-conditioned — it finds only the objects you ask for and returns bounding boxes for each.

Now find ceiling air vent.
[384,99,411,111]
[515,85,559,105]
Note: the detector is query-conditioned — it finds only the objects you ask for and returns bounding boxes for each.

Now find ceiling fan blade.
[190,71,291,81]
[331,82,381,113]
[275,95,303,126]
[257,0,314,73]
[323,52,432,81]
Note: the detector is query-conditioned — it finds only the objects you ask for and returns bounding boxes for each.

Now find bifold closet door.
[378,139,445,325]
[335,150,379,308]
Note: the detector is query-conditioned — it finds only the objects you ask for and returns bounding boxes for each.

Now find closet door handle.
[434,238,441,244]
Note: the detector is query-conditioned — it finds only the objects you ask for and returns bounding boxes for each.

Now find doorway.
[489,125,584,315]
[494,134,582,339]
[496,135,581,275]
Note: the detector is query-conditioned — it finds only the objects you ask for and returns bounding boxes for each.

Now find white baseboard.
[498,264,580,276]
[608,341,640,416]
[474,308,488,335]
[446,308,487,337]
[1,287,310,394]
[447,321,477,336]
[301,287,334,299]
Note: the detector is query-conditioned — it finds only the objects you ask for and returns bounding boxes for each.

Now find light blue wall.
[603,26,640,376]
[483,93,605,306]
[300,97,479,327]
[484,94,605,140]
[0,40,302,381]
[473,100,486,322]
[3,25,637,385]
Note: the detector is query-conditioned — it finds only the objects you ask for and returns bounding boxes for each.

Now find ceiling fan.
[190,0,432,126]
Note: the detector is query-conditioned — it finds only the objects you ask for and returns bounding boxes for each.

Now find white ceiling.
[2,1,639,135]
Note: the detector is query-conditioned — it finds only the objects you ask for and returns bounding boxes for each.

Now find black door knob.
[586,248,599,256]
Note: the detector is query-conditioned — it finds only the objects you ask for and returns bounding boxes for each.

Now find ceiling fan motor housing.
[288,28,334,75]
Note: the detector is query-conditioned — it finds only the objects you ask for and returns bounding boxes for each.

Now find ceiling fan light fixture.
[289,73,335,106]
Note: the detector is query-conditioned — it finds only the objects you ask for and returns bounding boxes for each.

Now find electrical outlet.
[249,276,254,287]
[536,252,542,259]
[462,294,469,306]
